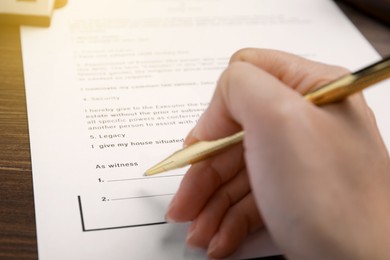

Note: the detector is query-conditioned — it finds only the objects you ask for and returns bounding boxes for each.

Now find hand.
[166,49,390,259]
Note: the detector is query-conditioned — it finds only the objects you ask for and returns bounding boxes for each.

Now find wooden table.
[0,2,389,259]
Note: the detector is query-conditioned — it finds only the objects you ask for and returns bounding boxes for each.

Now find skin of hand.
[165,49,390,259]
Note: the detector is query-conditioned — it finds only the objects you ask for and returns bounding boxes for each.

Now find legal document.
[21,0,389,259]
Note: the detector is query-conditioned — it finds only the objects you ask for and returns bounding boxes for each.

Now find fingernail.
[207,233,220,258]
[186,243,205,254]
[186,222,198,246]
[165,197,177,222]
[186,230,195,244]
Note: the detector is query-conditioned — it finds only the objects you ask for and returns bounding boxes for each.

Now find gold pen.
[145,57,390,176]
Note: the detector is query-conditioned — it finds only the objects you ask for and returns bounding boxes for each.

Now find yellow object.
[0,0,67,27]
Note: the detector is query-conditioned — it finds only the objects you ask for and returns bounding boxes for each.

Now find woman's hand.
[166,49,390,259]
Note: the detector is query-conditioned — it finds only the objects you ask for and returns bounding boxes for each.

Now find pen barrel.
[144,131,244,175]
[184,131,245,165]
[304,57,390,106]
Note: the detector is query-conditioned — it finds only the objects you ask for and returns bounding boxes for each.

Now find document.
[20,0,389,259]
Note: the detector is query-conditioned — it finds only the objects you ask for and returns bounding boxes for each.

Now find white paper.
[21,0,389,259]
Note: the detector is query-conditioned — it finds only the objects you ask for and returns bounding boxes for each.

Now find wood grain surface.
[0,2,388,259]
[0,25,37,259]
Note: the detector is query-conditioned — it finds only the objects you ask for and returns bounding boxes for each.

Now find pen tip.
[143,168,158,176]
[144,167,164,176]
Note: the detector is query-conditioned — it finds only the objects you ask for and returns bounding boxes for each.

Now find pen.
[144,57,390,176]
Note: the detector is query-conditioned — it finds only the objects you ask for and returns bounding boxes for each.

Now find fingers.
[207,193,263,259]
[174,61,300,223]
[166,143,245,221]
[175,61,304,224]
[229,48,349,94]
[186,168,251,248]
